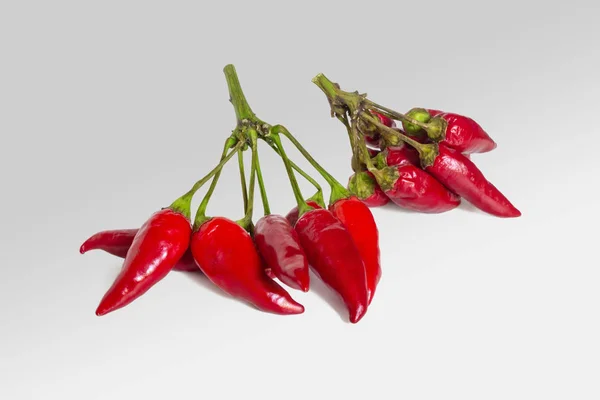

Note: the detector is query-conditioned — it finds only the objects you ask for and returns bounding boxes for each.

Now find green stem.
[193,139,238,228]
[312,73,446,141]
[351,118,376,171]
[223,64,256,124]
[253,139,271,216]
[364,100,430,130]
[170,138,239,220]
[262,138,324,196]
[362,113,439,168]
[238,129,258,230]
[238,149,248,214]
[271,124,349,205]
[270,132,310,216]
[312,73,362,111]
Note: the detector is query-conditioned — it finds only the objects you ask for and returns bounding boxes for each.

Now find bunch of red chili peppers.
[311,75,520,218]
[80,66,520,324]
[80,65,380,323]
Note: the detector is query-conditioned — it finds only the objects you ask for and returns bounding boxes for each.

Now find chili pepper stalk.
[312,74,441,168]
[312,73,447,141]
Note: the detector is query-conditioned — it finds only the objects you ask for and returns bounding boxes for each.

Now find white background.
[1,1,599,399]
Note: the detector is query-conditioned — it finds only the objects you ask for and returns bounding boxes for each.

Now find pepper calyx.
[369,166,399,192]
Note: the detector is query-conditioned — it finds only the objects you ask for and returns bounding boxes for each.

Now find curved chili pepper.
[348,171,389,207]
[285,200,322,226]
[329,197,381,305]
[373,145,461,213]
[254,214,310,292]
[95,209,192,316]
[191,217,304,315]
[80,229,198,272]
[295,208,368,323]
[80,229,139,259]
[425,144,521,217]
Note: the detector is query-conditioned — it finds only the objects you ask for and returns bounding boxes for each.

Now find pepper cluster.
[80,65,380,323]
[312,75,520,217]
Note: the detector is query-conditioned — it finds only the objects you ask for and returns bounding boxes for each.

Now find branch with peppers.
[80,65,379,323]
[79,65,520,324]
[311,74,520,217]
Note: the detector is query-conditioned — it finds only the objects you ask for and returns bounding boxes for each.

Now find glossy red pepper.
[407,108,496,154]
[80,229,198,272]
[384,144,421,166]
[434,111,496,154]
[95,209,192,316]
[329,197,381,305]
[254,214,310,292]
[425,144,521,217]
[191,217,304,314]
[295,208,368,323]
[80,229,139,259]
[347,171,389,207]
[285,200,322,227]
[373,145,461,213]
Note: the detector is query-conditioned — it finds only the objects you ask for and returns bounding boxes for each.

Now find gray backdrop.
[1,1,598,399]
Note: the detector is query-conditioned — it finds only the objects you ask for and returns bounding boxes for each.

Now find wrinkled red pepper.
[425,144,521,217]
[295,208,368,323]
[372,145,461,213]
[254,214,310,292]
[80,229,198,272]
[329,197,381,305]
[191,217,304,314]
[347,171,389,207]
[406,108,497,154]
[95,209,192,316]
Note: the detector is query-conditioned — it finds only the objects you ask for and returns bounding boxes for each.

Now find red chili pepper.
[285,200,322,226]
[406,108,496,154]
[329,197,381,305]
[191,217,304,315]
[371,145,461,213]
[347,171,389,207]
[254,214,310,292]
[425,144,521,217]
[80,229,139,259]
[376,166,461,214]
[80,229,198,272]
[434,111,497,154]
[384,144,421,166]
[295,208,368,323]
[95,209,192,316]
